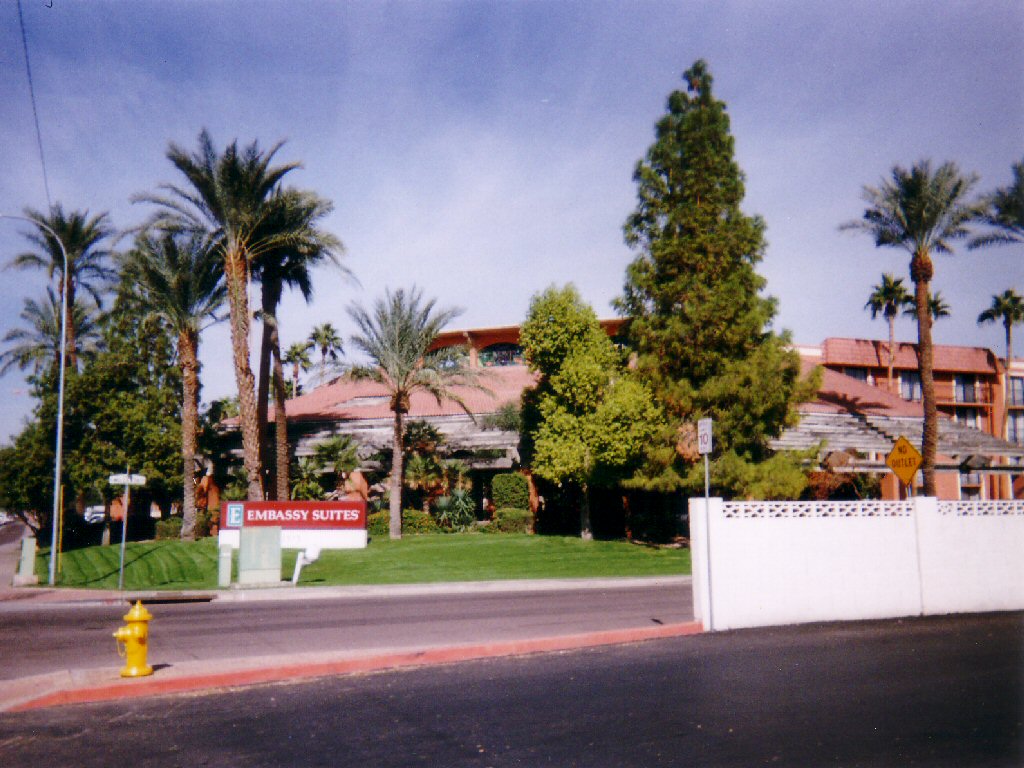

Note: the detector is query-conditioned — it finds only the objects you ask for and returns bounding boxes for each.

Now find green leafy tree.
[252,189,346,500]
[137,130,303,500]
[865,274,912,394]
[11,205,115,369]
[347,287,480,539]
[618,60,810,497]
[843,160,981,495]
[119,229,226,539]
[969,158,1024,248]
[521,285,662,539]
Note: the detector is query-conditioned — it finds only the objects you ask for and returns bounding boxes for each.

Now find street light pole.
[0,213,69,586]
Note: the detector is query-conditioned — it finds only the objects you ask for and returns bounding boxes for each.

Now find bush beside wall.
[486,507,532,534]
[492,473,530,511]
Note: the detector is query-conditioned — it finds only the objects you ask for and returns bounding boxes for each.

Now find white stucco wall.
[690,497,1024,631]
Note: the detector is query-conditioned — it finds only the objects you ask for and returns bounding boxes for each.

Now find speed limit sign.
[697,418,713,455]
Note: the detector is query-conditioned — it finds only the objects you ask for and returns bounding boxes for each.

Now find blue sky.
[1,0,1021,443]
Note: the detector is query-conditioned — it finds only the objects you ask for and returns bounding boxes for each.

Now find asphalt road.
[1,612,1020,768]
[0,584,693,680]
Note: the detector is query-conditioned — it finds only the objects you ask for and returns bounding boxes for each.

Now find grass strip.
[39,534,690,591]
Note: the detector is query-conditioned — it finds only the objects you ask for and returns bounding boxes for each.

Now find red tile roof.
[799,359,924,419]
[821,338,998,374]
[271,365,536,423]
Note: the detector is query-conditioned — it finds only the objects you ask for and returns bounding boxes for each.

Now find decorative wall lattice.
[721,501,912,518]
[718,499,1024,519]
[938,500,1024,517]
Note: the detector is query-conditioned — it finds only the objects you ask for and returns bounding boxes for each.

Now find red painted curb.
[9,622,702,712]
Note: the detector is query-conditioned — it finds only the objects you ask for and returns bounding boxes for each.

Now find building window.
[900,371,922,401]
[843,367,867,382]
[479,343,523,367]
[954,407,981,429]
[1010,377,1024,406]
[954,374,977,404]
[1009,411,1024,445]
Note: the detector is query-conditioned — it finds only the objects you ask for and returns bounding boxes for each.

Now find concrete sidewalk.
[0,620,702,713]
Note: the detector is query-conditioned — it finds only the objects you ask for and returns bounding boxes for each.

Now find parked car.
[84,505,106,524]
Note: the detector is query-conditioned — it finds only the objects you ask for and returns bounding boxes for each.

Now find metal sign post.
[697,418,713,630]
[110,470,147,591]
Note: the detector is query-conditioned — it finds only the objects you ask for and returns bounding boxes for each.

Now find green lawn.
[40,534,690,591]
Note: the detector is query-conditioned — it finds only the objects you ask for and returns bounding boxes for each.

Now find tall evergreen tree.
[617,60,808,495]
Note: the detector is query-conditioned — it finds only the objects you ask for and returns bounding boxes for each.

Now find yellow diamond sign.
[886,436,923,486]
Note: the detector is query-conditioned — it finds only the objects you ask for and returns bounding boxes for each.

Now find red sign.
[222,501,366,530]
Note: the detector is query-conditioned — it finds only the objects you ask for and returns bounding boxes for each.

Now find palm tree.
[120,229,226,539]
[842,160,981,496]
[252,189,346,500]
[865,273,912,394]
[978,289,1024,438]
[904,291,952,322]
[347,287,480,539]
[11,205,114,370]
[283,341,313,398]
[290,457,325,500]
[313,434,360,495]
[404,452,445,514]
[136,130,302,500]
[309,322,344,386]
[0,288,102,377]
[969,158,1024,248]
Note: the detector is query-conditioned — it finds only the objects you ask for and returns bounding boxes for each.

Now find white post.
[118,467,130,591]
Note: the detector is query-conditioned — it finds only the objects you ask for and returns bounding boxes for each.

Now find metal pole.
[118,466,129,591]
[0,214,69,586]
[704,452,713,631]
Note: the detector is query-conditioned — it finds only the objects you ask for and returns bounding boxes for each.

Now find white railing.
[722,500,912,518]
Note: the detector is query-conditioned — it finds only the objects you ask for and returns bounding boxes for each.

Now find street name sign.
[886,436,922,486]
[109,473,146,486]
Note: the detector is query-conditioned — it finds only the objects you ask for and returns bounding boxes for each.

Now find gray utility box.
[237,527,282,586]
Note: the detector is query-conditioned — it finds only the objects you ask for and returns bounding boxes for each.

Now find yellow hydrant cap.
[123,600,153,623]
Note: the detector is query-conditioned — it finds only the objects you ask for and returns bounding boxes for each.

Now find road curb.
[2,621,702,713]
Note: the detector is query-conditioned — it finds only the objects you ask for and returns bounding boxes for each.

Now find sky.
[0,0,1021,444]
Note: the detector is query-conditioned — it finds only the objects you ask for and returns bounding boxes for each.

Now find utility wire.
[17,0,53,209]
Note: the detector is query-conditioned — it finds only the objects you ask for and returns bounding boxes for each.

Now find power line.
[17,0,53,209]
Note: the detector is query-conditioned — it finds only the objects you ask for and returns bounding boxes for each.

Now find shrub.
[367,508,439,537]
[434,489,476,532]
[194,507,217,538]
[155,517,183,540]
[486,507,532,534]
[491,473,529,510]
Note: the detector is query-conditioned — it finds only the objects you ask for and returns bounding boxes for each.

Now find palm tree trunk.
[257,281,283,498]
[887,314,897,395]
[225,248,263,501]
[271,335,291,501]
[390,408,405,540]
[179,329,200,540]
[911,250,937,496]
[1003,322,1013,438]
[63,276,78,371]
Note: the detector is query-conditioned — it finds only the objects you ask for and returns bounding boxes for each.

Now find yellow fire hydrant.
[113,600,154,678]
